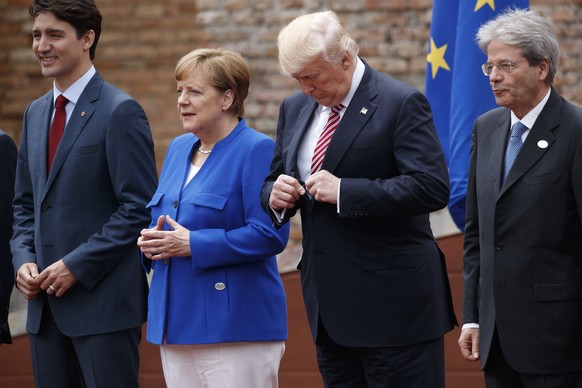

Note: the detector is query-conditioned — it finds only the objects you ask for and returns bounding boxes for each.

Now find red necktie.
[311,104,344,173]
[47,94,68,171]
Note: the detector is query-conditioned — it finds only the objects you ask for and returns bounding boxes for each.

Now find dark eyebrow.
[32,28,65,35]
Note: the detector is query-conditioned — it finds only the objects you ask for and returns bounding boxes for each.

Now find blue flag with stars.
[426,0,529,232]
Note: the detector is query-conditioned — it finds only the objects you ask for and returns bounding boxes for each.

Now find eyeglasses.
[481,60,528,76]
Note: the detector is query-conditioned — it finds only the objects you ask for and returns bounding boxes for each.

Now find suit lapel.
[489,114,510,199]
[46,74,100,190]
[33,93,53,188]
[321,65,377,173]
[286,101,317,180]
[499,89,560,197]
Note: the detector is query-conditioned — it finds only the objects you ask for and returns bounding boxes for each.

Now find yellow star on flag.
[427,37,450,79]
[475,0,495,11]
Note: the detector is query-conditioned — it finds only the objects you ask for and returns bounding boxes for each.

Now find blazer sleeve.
[462,121,481,324]
[261,101,301,227]
[340,89,450,217]
[11,103,38,271]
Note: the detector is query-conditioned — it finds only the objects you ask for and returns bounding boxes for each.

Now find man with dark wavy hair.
[11,0,157,386]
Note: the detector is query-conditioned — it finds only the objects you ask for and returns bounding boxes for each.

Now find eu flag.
[426,0,529,232]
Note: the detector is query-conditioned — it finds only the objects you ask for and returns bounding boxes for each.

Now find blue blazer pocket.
[146,192,165,208]
[190,193,228,210]
[535,281,582,301]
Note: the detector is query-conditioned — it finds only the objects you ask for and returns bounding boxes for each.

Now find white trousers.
[160,341,285,388]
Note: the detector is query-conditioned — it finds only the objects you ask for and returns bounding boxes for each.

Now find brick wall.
[2,0,581,294]
[2,0,581,160]
[1,1,581,385]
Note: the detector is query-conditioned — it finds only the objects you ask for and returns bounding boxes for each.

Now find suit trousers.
[485,327,582,388]
[30,297,141,388]
[315,319,445,388]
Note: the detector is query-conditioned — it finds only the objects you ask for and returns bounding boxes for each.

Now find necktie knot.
[511,121,528,139]
[55,94,68,109]
[331,104,344,115]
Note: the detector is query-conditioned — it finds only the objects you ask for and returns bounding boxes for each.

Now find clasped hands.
[269,170,339,211]
[138,215,191,260]
[16,259,77,300]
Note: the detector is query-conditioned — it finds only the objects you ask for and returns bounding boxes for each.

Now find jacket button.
[214,282,225,291]
[173,200,178,208]
[41,204,49,212]
[495,243,503,250]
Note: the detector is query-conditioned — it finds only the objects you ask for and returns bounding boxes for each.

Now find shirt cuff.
[270,205,286,223]
[336,178,341,214]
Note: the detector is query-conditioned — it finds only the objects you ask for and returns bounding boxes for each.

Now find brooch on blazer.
[359,107,368,115]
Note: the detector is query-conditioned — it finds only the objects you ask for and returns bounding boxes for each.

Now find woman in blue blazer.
[138,48,290,388]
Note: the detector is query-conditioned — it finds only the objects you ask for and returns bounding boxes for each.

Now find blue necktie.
[503,121,528,182]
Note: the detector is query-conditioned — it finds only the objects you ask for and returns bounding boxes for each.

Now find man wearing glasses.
[459,8,582,388]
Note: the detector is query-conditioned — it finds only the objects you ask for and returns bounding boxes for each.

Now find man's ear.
[82,30,95,52]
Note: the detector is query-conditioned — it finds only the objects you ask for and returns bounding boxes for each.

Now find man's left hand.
[306,170,339,204]
[37,260,78,298]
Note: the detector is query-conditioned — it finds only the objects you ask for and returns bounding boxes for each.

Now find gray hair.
[277,10,359,76]
[476,8,559,85]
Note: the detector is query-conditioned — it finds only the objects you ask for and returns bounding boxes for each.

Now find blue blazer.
[261,63,457,347]
[11,73,158,336]
[145,119,290,345]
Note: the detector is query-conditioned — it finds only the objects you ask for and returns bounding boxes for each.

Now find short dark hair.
[29,0,102,61]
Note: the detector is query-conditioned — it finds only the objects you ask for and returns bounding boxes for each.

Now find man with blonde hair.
[261,10,457,388]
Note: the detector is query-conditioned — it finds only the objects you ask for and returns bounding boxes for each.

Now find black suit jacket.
[0,130,17,344]
[463,88,582,373]
[261,63,457,347]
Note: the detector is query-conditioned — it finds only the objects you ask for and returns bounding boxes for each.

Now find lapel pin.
[81,111,86,117]
[537,140,548,149]
[359,107,368,115]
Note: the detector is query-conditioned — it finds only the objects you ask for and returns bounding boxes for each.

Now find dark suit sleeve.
[261,101,300,227]
[0,132,17,344]
[62,99,158,289]
[340,90,450,217]
[11,103,37,273]
[462,121,480,325]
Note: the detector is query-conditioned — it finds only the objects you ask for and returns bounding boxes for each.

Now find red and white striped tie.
[311,104,344,173]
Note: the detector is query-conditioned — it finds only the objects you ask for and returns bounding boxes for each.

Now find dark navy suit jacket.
[261,63,457,347]
[11,72,158,337]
